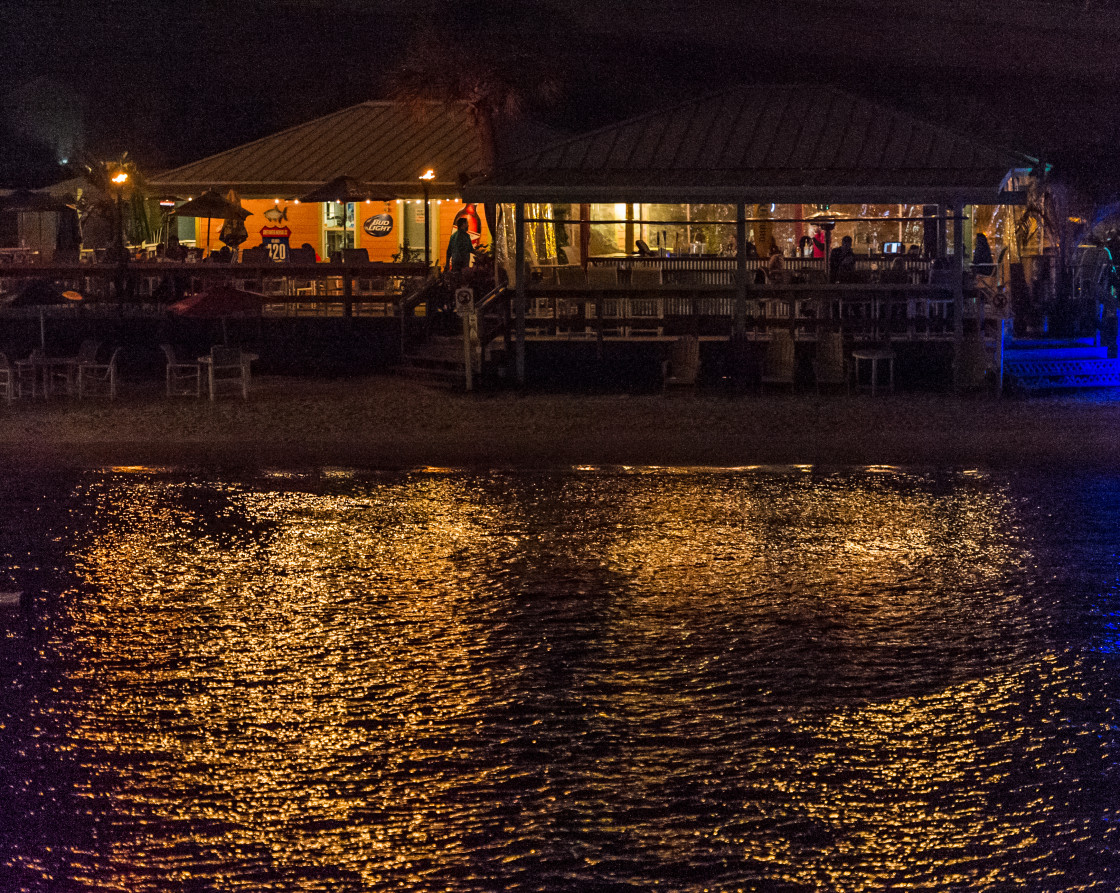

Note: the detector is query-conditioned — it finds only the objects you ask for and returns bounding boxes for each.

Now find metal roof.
[151,101,488,198]
[466,85,1036,205]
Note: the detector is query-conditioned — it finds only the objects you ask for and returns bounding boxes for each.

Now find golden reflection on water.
[67,473,518,888]
[11,467,1107,890]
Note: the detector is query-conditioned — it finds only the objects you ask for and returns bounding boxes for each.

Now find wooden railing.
[518,280,998,342]
[0,260,432,316]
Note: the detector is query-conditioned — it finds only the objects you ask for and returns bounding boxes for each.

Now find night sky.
[3,0,1120,185]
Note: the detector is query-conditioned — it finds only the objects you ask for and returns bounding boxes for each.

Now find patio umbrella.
[173,190,252,255]
[169,284,265,345]
[0,189,74,214]
[218,190,249,254]
[298,176,394,204]
[1,279,83,347]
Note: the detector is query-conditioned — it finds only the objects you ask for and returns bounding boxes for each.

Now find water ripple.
[1,467,1119,891]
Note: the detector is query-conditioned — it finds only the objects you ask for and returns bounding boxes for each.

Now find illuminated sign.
[364,214,393,237]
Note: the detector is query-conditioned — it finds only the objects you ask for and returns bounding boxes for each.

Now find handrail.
[475,283,508,313]
[476,284,511,350]
[399,273,440,316]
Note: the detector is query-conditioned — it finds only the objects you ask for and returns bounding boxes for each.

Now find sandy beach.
[1,375,1118,471]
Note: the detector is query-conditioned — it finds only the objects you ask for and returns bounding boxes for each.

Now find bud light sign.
[363,213,393,237]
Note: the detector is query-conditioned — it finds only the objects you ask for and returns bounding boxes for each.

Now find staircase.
[396,281,510,388]
[398,334,473,386]
[1003,336,1120,391]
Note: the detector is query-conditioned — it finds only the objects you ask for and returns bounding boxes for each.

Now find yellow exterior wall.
[190,197,492,263]
[354,201,401,262]
[243,200,323,256]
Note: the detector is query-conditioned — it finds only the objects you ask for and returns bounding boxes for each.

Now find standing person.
[829,235,855,283]
[445,217,476,278]
[811,226,827,259]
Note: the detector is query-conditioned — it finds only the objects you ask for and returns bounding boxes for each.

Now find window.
[324,201,354,259]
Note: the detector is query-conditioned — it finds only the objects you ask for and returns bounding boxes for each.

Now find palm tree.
[388,31,560,171]
[73,153,153,248]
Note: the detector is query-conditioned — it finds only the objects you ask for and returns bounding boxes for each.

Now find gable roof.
[466,85,1036,205]
[150,101,489,198]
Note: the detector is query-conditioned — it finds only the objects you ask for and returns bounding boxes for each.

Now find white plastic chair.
[0,352,13,403]
[78,347,120,399]
[161,344,201,397]
[207,346,250,400]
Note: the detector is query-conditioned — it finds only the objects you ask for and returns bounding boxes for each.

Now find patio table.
[15,355,78,398]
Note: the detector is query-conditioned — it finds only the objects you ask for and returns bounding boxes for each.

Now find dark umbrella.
[298,176,394,204]
[219,191,249,254]
[0,190,74,213]
[173,190,252,255]
[1,279,82,347]
[169,284,265,345]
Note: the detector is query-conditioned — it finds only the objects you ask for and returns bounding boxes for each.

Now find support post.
[952,200,965,343]
[462,311,474,392]
[579,204,590,269]
[952,200,965,390]
[514,201,527,386]
[735,201,747,336]
[422,187,431,267]
[342,272,353,319]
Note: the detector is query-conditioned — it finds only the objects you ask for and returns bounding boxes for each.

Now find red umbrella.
[169,285,265,344]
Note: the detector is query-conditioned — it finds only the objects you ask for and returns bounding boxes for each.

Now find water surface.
[1,466,1118,891]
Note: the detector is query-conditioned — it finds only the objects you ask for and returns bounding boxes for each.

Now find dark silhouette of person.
[445,217,476,273]
[829,235,855,282]
[972,232,995,276]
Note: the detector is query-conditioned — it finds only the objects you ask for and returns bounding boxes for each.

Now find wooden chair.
[207,346,251,400]
[161,344,201,397]
[78,347,120,399]
[759,330,796,393]
[586,265,618,287]
[556,265,587,287]
[341,247,370,264]
[630,265,663,287]
[813,332,849,393]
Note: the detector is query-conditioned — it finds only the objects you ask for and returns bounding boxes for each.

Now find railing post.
[735,202,747,336]
[514,201,527,386]
[343,272,353,318]
[952,200,965,383]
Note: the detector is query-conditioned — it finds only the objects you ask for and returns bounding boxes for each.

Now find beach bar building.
[466,85,1036,385]
[151,101,498,265]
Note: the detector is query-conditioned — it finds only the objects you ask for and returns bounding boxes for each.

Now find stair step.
[1004,346,1109,361]
[1005,357,1120,390]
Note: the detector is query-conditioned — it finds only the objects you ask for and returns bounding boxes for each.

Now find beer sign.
[363,213,393,237]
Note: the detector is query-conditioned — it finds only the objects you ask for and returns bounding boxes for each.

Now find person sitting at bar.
[829,235,855,283]
[767,242,785,282]
[972,232,995,276]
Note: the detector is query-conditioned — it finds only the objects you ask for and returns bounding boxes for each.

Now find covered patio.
[465,85,1035,385]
